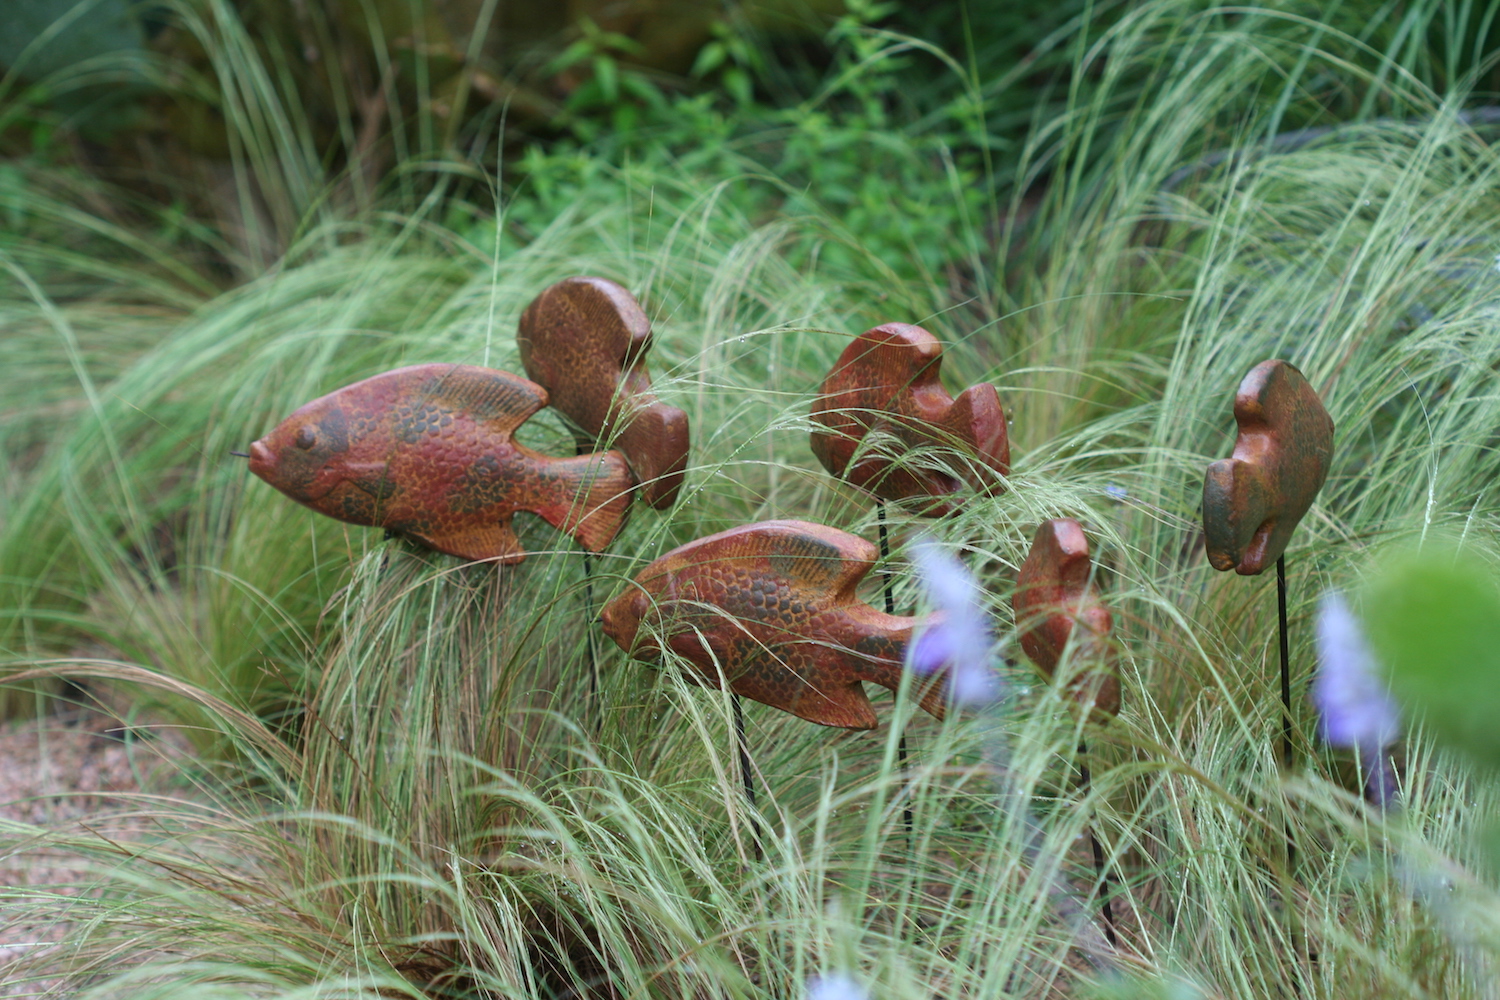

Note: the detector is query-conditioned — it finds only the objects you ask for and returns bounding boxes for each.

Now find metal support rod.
[577,442,602,735]
[1276,555,1301,917]
[733,692,764,861]
[1277,555,1291,770]
[1078,740,1119,948]
[581,549,601,725]
[878,501,914,851]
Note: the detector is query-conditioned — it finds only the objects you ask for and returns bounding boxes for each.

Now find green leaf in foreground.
[1362,546,1500,773]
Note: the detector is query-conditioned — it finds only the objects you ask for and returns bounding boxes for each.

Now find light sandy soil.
[0,704,195,998]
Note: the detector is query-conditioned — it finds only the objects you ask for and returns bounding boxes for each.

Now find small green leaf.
[1362,545,1500,773]
[544,38,594,75]
[725,67,752,107]
[692,41,726,78]
[594,55,618,104]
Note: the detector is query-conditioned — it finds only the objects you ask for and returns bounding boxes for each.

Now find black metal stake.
[1276,554,1302,956]
[877,501,914,852]
[577,442,602,736]
[733,692,764,861]
[1078,740,1119,947]
[1277,555,1292,771]
[581,549,601,724]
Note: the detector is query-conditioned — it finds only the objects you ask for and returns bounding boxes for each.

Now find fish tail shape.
[1202,458,1273,574]
[855,656,950,723]
[540,448,637,552]
[944,383,1010,484]
[910,667,951,721]
[846,616,950,722]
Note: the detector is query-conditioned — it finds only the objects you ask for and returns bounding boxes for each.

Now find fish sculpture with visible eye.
[518,276,690,508]
[810,323,1009,514]
[1203,359,1334,575]
[246,364,633,563]
[599,520,949,729]
[1014,518,1120,717]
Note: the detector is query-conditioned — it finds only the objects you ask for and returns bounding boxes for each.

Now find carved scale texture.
[517,276,690,508]
[600,520,948,729]
[248,364,633,563]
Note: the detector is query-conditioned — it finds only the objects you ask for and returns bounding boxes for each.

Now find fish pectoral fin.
[346,462,397,500]
[418,519,526,564]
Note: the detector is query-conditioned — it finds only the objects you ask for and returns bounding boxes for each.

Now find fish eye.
[295,426,317,450]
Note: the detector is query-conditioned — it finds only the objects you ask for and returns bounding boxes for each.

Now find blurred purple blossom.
[806,972,867,1000]
[906,537,1001,706]
[1104,483,1128,501]
[1314,591,1402,808]
[1314,592,1399,751]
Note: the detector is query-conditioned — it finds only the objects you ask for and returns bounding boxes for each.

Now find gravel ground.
[0,703,195,997]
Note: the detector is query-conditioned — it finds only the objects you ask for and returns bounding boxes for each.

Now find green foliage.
[1363,545,1500,774]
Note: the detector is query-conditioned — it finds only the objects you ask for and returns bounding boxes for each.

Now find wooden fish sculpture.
[1203,360,1334,575]
[247,364,633,563]
[517,276,690,509]
[1013,518,1120,717]
[810,323,1009,514]
[599,520,949,729]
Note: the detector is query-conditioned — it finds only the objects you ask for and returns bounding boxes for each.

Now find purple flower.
[807,972,868,1000]
[1314,592,1399,751]
[906,537,1001,707]
[1313,591,1402,808]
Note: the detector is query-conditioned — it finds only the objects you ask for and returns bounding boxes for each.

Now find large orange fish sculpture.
[810,323,1010,514]
[600,520,950,729]
[1202,359,1334,575]
[247,364,633,563]
[518,277,690,508]
[1013,518,1120,718]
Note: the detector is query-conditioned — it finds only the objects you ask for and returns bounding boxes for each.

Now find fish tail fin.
[861,652,949,722]
[945,384,1010,483]
[911,668,950,721]
[564,449,636,552]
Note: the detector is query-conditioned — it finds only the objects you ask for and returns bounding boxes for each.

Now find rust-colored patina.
[248,364,633,563]
[809,323,1009,514]
[1013,518,1120,717]
[599,519,948,729]
[517,276,690,509]
[1203,360,1334,575]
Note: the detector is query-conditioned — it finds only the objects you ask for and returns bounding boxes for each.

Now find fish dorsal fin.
[751,521,876,600]
[413,364,547,433]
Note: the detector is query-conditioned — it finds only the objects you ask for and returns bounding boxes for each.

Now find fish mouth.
[598,599,639,653]
[598,605,623,645]
[247,440,275,480]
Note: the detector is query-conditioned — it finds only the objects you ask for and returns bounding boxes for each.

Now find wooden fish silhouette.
[599,520,949,729]
[518,276,690,509]
[810,323,1009,514]
[247,364,633,563]
[1203,360,1334,575]
[1013,519,1120,717]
